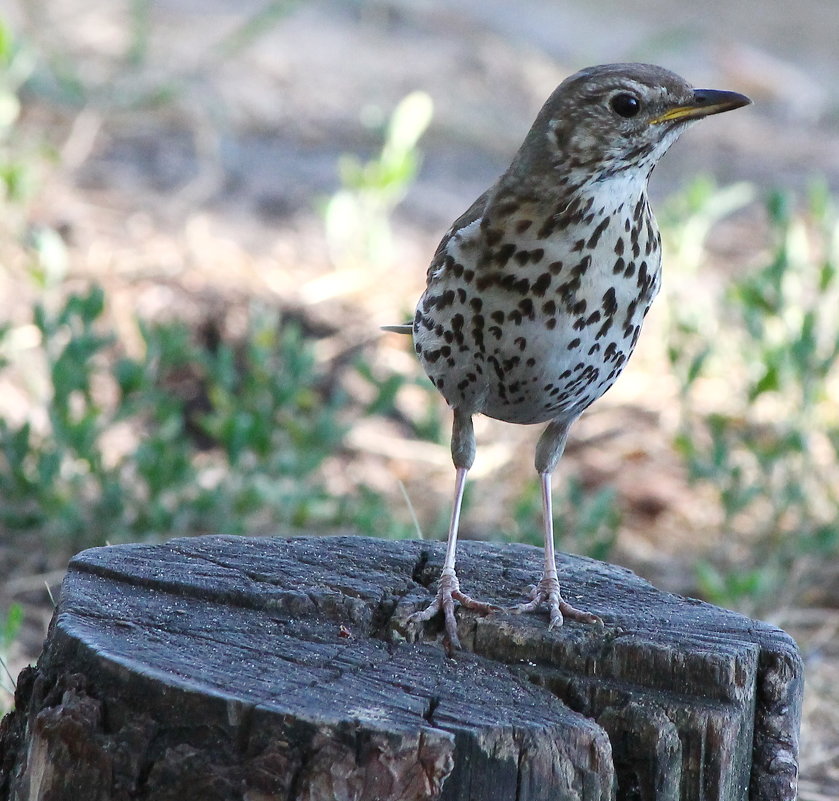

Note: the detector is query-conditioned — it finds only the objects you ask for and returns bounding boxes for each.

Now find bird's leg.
[510,419,603,629]
[408,409,499,649]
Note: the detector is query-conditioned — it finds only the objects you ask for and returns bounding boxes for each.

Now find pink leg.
[408,411,499,649]
[509,419,602,628]
[510,471,602,628]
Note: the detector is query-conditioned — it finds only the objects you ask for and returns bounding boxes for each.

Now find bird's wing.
[425,189,493,284]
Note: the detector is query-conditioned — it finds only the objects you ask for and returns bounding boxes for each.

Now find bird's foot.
[509,573,603,630]
[408,569,500,651]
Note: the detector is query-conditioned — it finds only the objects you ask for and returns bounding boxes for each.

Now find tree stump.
[0,535,802,801]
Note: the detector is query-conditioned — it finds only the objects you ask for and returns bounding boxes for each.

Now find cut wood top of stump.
[35,535,801,801]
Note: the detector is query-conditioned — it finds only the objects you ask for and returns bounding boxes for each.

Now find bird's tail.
[381,324,413,335]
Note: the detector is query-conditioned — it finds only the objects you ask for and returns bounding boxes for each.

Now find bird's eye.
[610,93,640,118]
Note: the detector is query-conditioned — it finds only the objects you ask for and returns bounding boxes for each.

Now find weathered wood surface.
[0,535,802,801]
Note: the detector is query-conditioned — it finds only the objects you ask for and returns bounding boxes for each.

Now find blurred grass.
[662,179,839,615]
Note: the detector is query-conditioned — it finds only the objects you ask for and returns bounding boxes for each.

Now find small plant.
[0,287,417,551]
[324,90,434,269]
[0,19,37,206]
[0,602,23,710]
[508,476,621,562]
[664,181,839,614]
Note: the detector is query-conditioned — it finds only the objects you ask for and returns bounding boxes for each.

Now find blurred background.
[0,1,837,795]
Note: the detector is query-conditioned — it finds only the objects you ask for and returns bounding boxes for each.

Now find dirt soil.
[1,1,838,797]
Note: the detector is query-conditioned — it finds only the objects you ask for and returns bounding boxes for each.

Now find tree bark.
[0,535,802,801]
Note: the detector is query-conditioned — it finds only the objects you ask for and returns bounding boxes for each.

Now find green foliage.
[325,90,434,268]
[0,289,414,550]
[0,602,23,707]
[508,476,621,562]
[665,180,839,613]
[0,19,38,206]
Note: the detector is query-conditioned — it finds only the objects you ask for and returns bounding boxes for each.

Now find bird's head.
[512,63,750,188]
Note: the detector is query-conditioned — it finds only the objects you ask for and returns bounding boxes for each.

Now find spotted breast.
[414,170,661,427]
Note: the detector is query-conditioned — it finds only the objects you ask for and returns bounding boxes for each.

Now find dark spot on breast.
[572,299,587,315]
[495,243,517,267]
[586,216,610,249]
[613,257,625,275]
[515,250,530,267]
[476,273,494,291]
[571,256,591,277]
[532,273,551,296]
[614,238,625,256]
[530,248,544,263]
[485,228,503,246]
[518,298,535,318]
[624,261,636,278]
[438,290,456,310]
[602,287,617,316]
[470,297,483,312]
[637,261,648,289]
[542,300,557,316]
[515,219,533,234]
[491,310,505,324]
[567,337,581,350]
[596,318,613,339]
[633,196,645,223]
[488,357,504,380]
[504,276,530,295]
[549,261,564,275]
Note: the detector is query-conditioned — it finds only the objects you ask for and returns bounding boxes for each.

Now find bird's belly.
[475,313,636,424]
[414,269,659,425]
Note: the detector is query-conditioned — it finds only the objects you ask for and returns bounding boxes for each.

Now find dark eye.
[610,93,640,118]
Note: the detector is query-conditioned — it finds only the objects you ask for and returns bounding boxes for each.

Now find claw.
[408,570,500,650]
[509,573,602,629]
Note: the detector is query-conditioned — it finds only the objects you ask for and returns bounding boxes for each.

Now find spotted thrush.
[386,63,750,649]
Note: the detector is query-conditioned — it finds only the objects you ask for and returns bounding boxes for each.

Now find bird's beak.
[650,88,751,125]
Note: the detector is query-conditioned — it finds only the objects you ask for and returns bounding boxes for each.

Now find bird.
[385,63,750,649]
